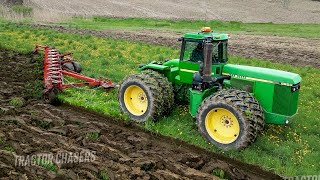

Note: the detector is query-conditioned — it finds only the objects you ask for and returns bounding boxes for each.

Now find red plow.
[33,45,116,103]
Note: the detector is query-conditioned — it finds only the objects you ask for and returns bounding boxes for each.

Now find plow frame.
[33,45,116,103]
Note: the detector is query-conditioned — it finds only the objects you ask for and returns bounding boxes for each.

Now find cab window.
[181,40,228,63]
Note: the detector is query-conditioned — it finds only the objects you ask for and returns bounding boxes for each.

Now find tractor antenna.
[204,0,209,27]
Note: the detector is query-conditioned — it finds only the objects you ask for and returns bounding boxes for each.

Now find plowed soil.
[28,0,320,24]
[0,49,282,179]
[32,24,320,68]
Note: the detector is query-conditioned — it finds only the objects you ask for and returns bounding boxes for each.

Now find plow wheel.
[62,62,75,72]
[141,70,174,115]
[196,89,257,150]
[118,74,163,122]
[62,62,82,73]
[72,62,82,73]
[43,88,60,105]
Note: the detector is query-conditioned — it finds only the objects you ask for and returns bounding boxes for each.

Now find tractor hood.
[222,64,301,85]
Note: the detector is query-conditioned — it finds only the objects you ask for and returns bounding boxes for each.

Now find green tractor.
[118,27,301,150]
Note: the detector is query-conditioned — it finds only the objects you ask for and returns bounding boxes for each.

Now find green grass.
[11,5,33,16]
[55,17,320,39]
[9,97,24,108]
[4,145,15,152]
[87,132,100,141]
[97,170,109,180]
[33,157,58,173]
[0,22,319,176]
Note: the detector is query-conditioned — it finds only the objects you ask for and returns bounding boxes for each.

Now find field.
[37,17,320,69]
[0,17,320,179]
[25,0,320,24]
[2,48,274,179]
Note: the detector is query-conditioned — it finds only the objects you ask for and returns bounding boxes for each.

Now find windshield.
[182,40,228,63]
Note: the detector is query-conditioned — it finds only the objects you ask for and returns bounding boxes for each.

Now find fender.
[139,61,170,71]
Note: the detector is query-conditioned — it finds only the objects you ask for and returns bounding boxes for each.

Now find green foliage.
[97,170,109,180]
[87,132,100,141]
[33,157,58,172]
[212,168,228,179]
[24,80,44,99]
[32,119,52,129]
[57,17,320,38]
[9,97,24,108]
[11,5,33,16]
[0,22,319,176]
[4,145,15,152]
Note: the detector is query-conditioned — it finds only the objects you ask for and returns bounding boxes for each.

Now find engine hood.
[222,64,301,85]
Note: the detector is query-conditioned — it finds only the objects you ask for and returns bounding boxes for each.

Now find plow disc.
[33,45,116,103]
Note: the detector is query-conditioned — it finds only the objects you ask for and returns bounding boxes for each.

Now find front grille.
[272,84,299,116]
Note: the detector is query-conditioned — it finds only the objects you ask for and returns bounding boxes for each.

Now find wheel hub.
[221,115,233,128]
[205,108,240,144]
[138,92,147,103]
[124,85,148,116]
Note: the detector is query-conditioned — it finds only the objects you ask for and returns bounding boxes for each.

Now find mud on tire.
[141,69,174,115]
[196,89,258,150]
[118,74,163,122]
[215,89,265,137]
[223,89,265,134]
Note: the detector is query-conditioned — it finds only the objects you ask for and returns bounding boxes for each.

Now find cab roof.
[183,28,229,41]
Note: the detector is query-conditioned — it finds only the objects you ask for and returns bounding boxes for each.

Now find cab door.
[179,39,202,84]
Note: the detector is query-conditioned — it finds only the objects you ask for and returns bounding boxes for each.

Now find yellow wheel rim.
[124,85,148,116]
[205,108,240,144]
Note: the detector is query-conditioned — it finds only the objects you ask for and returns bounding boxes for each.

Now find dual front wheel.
[118,70,174,122]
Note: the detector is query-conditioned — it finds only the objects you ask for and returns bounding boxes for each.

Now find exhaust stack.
[203,42,213,83]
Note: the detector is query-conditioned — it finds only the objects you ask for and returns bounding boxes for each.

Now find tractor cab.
[180,27,229,64]
[178,27,229,85]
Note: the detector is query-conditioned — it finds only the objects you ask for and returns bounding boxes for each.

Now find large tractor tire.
[118,74,163,122]
[141,70,174,115]
[196,89,257,150]
[223,89,265,134]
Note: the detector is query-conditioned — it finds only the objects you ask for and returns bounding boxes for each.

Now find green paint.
[189,87,217,117]
[140,61,170,71]
[223,64,301,85]
[141,28,301,125]
[183,31,229,41]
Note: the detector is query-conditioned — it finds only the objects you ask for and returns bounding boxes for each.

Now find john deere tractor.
[118,27,301,150]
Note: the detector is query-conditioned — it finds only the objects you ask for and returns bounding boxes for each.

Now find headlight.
[291,83,300,92]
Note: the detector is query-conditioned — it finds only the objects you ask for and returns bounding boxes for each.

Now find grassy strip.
[0,22,319,176]
[55,16,320,39]
[11,5,33,16]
